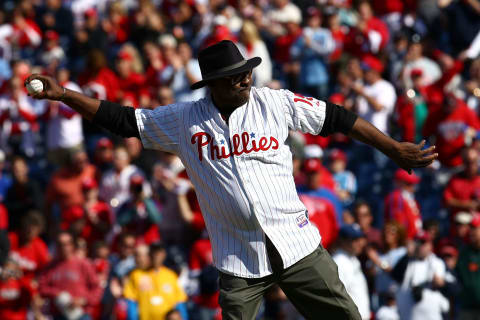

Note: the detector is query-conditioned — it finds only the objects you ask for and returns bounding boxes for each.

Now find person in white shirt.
[99,145,151,211]
[27,40,437,320]
[333,224,371,320]
[353,56,397,134]
[400,38,441,89]
[395,231,449,320]
[45,68,84,167]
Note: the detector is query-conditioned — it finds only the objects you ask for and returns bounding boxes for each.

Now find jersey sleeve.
[135,104,181,154]
[279,89,327,135]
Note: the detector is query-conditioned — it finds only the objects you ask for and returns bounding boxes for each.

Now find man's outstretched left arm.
[347,116,438,172]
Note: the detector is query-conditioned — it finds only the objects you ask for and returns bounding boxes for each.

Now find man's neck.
[210,94,239,123]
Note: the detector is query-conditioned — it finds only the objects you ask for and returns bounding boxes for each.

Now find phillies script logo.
[191,132,279,161]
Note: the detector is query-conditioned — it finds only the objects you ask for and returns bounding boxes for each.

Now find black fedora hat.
[190,40,262,90]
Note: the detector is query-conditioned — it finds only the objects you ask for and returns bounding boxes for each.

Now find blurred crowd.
[0,0,480,319]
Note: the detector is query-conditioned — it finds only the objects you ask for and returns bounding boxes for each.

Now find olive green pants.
[218,245,362,320]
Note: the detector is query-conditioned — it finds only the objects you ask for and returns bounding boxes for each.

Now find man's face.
[209,70,253,109]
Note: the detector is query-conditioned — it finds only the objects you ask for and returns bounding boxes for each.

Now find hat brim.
[190,57,262,90]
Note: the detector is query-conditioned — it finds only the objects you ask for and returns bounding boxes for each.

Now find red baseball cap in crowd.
[303,158,322,173]
[361,56,384,73]
[82,178,98,191]
[45,30,59,41]
[96,137,113,149]
[330,149,347,163]
[130,174,144,185]
[410,68,423,78]
[439,245,458,258]
[306,6,321,17]
[394,169,420,184]
[61,206,84,230]
[117,51,133,61]
[471,212,480,228]
[415,230,432,242]
[84,8,97,18]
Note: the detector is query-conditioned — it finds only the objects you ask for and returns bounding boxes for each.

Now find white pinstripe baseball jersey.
[135,87,326,278]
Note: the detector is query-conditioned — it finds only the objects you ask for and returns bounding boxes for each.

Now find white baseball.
[26,79,44,94]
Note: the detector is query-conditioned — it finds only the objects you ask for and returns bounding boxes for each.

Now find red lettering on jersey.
[294,93,314,107]
[191,132,280,161]
[191,132,212,161]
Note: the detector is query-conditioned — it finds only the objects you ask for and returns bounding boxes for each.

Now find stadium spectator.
[423,93,480,167]
[45,149,98,226]
[353,56,396,135]
[39,30,65,68]
[0,76,40,157]
[123,242,188,320]
[333,224,371,320]
[8,211,50,280]
[456,213,480,320]
[368,221,407,302]
[444,211,473,250]
[100,145,150,211]
[4,156,42,231]
[0,149,11,202]
[353,201,382,248]
[0,258,43,320]
[298,192,338,249]
[93,137,114,174]
[399,36,442,90]
[443,147,480,216]
[36,0,74,41]
[330,149,357,206]
[78,49,119,101]
[384,169,422,239]
[76,178,113,248]
[160,41,205,102]
[290,6,335,99]
[393,231,448,320]
[116,174,162,245]
[166,309,184,320]
[297,155,343,225]
[188,236,221,320]
[238,20,272,88]
[38,231,102,320]
[44,67,84,167]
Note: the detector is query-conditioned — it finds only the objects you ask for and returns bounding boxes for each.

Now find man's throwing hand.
[24,74,64,101]
[391,140,438,173]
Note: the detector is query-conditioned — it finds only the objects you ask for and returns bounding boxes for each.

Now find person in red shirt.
[189,236,221,318]
[38,231,102,319]
[116,50,146,103]
[423,93,480,167]
[298,193,339,249]
[443,147,480,216]
[396,53,465,143]
[0,259,42,320]
[45,149,98,222]
[8,211,50,280]
[384,169,423,239]
[78,50,120,102]
[61,178,113,250]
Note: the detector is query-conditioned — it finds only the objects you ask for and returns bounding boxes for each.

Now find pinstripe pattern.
[135,87,325,278]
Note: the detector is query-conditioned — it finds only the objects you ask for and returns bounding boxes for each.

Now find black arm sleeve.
[92,100,140,138]
[319,102,358,137]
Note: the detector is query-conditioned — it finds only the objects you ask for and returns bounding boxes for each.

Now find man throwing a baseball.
[26,40,437,320]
